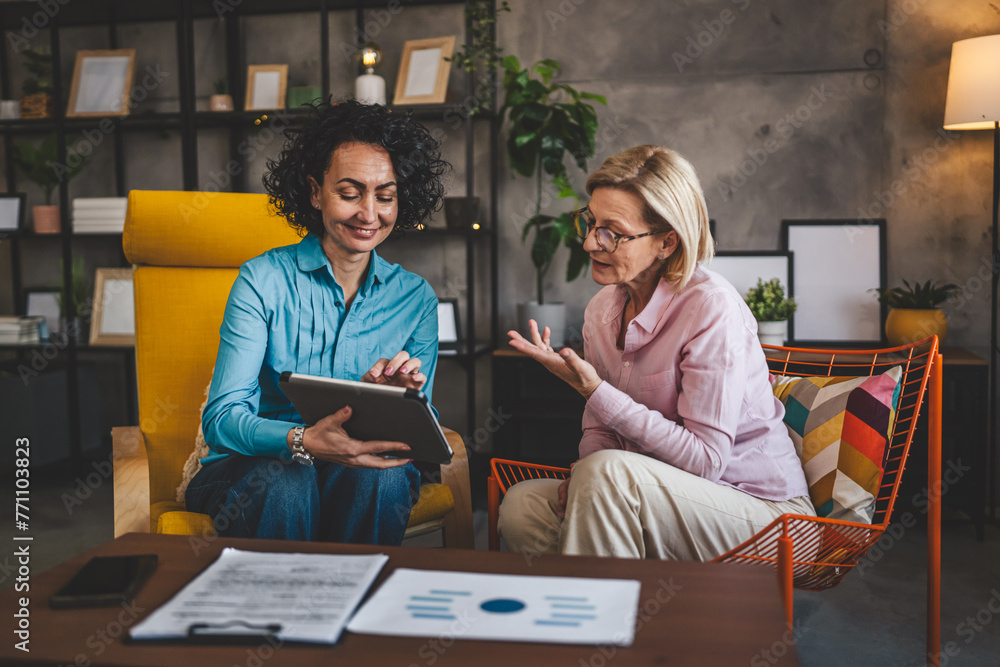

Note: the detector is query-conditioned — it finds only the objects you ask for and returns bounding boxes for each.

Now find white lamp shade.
[944,34,1000,131]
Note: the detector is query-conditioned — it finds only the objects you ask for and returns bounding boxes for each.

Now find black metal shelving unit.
[0,0,499,453]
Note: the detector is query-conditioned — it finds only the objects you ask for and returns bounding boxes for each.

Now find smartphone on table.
[49,554,158,609]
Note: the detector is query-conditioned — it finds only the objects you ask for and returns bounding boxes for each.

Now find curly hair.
[263,99,449,237]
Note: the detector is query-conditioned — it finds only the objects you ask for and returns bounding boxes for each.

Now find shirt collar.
[296,233,385,295]
[602,277,679,330]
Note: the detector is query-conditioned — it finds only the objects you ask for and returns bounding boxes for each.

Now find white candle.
[355,74,386,105]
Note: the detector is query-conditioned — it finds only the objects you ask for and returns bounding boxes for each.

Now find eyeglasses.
[571,207,665,254]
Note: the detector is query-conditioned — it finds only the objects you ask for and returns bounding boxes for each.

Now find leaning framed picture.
[707,250,793,302]
[437,298,461,355]
[781,219,887,346]
[24,288,60,338]
[66,49,136,117]
[245,64,288,111]
[393,36,456,105]
[0,193,26,236]
[89,268,135,346]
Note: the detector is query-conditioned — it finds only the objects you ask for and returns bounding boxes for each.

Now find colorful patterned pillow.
[770,366,903,524]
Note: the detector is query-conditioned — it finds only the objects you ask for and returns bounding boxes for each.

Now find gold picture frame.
[66,49,136,117]
[393,36,456,106]
[244,64,288,111]
[89,268,135,347]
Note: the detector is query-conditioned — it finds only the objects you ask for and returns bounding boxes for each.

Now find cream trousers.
[497,449,815,561]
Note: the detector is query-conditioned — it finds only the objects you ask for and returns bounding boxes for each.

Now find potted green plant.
[500,55,606,346]
[56,256,91,341]
[210,78,234,111]
[872,279,958,346]
[19,46,53,118]
[744,278,797,346]
[11,134,90,233]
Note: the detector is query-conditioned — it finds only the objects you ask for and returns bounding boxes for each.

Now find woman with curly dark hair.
[185,100,450,545]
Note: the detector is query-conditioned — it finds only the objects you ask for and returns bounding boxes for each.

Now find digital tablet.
[278,372,453,465]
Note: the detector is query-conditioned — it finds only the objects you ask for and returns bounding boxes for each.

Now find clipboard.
[127,548,389,645]
[278,372,453,465]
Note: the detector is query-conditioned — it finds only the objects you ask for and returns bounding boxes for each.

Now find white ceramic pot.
[519,301,567,348]
[756,320,787,347]
[209,94,234,111]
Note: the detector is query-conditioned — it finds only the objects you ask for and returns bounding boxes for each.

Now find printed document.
[129,548,387,644]
[347,568,640,645]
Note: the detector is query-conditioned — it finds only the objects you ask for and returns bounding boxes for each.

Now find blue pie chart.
[480,598,526,613]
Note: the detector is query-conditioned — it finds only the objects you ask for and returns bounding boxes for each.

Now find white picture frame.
[25,289,60,338]
[0,193,26,235]
[437,298,460,353]
[782,220,887,345]
[707,251,793,302]
[66,49,136,117]
[89,268,135,346]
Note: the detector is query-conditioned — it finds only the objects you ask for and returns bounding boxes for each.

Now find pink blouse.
[581,265,808,502]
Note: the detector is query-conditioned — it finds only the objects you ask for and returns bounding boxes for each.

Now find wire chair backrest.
[761,336,938,529]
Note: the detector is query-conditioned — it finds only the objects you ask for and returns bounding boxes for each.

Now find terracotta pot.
[32,205,60,234]
[209,94,234,111]
[756,320,787,346]
[885,308,947,348]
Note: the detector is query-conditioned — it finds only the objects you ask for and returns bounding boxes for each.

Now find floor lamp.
[943,33,1000,522]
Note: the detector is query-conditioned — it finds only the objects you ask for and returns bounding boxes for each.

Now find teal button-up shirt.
[202,233,439,464]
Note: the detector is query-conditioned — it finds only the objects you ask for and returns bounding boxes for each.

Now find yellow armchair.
[113,190,473,548]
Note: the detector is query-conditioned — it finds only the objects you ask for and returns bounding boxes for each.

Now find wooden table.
[0,533,799,666]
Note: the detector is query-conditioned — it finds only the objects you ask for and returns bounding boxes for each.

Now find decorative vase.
[756,320,787,346]
[885,308,947,348]
[519,301,567,348]
[443,197,480,229]
[32,205,60,234]
[209,94,234,111]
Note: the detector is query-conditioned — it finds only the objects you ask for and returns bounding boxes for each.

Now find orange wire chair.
[487,338,942,664]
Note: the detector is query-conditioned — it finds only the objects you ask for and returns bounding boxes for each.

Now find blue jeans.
[185,455,421,545]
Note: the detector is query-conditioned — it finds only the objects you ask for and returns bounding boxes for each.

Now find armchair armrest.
[112,426,150,537]
[440,428,474,549]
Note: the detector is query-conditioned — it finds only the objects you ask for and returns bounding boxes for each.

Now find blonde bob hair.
[585,145,714,288]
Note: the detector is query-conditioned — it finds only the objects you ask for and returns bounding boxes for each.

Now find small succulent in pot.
[744,278,797,322]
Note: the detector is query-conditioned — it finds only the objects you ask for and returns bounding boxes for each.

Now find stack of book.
[72,197,128,234]
[0,316,44,344]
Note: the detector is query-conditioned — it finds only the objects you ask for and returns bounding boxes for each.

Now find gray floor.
[5,457,999,666]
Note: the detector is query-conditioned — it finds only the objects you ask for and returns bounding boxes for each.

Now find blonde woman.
[498,145,813,560]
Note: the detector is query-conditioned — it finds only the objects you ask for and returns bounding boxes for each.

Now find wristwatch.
[290,426,314,466]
